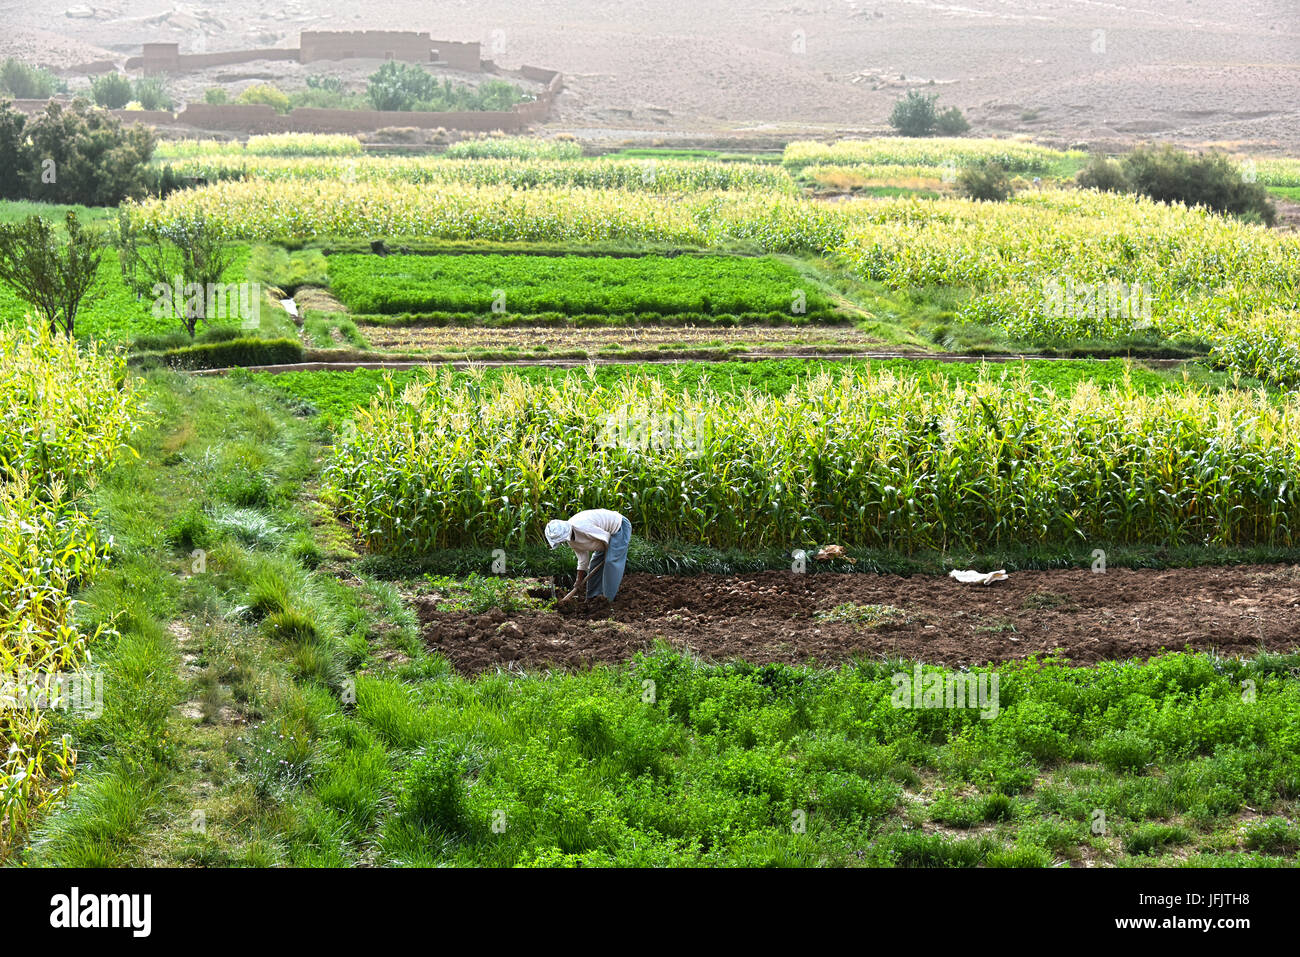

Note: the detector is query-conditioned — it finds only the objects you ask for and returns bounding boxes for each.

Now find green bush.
[155,337,304,370]
[0,58,61,99]
[132,76,172,111]
[1120,145,1276,225]
[1078,147,1276,225]
[0,99,155,205]
[1076,154,1129,192]
[204,87,229,105]
[890,91,939,137]
[957,162,1013,201]
[890,92,970,138]
[934,106,970,136]
[91,73,133,110]
[236,84,291,114]
[366,61,525,112]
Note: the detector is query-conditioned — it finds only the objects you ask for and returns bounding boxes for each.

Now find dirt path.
[417,565,1300,675]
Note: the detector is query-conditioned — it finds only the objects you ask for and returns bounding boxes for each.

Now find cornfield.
[160,154,796,194]
[153,133,364,158]
[0,327,138,856]
[133,181,1300,383]
[1251,157,1300,188]
[444,137,584,160]
[782,138,1081,173]
[324,366,1300,557]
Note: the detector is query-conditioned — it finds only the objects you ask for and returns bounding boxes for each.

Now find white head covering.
[544,519,572,549]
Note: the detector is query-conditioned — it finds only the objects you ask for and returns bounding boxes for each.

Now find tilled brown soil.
[417,565,1300,675]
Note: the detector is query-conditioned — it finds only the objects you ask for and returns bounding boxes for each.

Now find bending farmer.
[545,509,633,603]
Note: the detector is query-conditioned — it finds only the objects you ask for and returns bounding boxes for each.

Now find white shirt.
[568,509,625,571]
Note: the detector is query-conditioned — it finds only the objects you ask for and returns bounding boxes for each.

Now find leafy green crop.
[326,252,833,319]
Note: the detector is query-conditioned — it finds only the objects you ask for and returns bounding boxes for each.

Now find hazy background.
[6,0,1298,148]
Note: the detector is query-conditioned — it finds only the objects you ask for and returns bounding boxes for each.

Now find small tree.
[0,212,104,336]
[935,106,970,136]
[125,212,233,337]
[957,162,1013,202]
[132,75,172,111]
[91,73,133,109]
[0,58,61,99]
[0,105,26,200]
[890,91,938,137]
[21,99,156,206]
[236,83,290,114]
[1076,155,1129,192]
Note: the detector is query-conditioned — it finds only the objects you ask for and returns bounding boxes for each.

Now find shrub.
[366,61,435,112]
[8,99,156,205]
[0,58,61,99]
[132,76,172,111]
[156,337,304,370]
[91,73,133,110]
[890,91,939,137]
[1120,145,1276,226]
[204,87,229,105]
[236,84,291,114]
[366,62,525,112]
[957,161,1013,201]
[934,106,971,136]
[1076,154,1129,192]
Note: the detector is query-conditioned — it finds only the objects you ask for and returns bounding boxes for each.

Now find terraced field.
[5,132,1300,872]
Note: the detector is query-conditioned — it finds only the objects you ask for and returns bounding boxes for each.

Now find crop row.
[154,133,364,158]
[324,367,1300,557]
[326,252,834,317]
[162,154,796,193]
[131,182,1300,382]
[443,137,584,160]
[782,138,1082,173]
[0,327,138,855]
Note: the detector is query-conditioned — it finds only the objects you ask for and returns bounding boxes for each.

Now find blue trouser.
[585,517,632,601]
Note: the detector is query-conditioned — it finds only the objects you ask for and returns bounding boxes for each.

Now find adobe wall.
[299,31,480,71]
[126,45,297,72]
[30,34,564,134]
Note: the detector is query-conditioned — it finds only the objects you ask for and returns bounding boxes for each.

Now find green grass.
[0,199,117,228]
[253,357,1214,424]
[325,252,838,319]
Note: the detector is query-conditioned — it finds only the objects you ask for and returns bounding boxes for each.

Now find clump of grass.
[1021,591,1079,611]
[815,603,905,626]
[422,573,548,614]
[1124,822,1192,856]
[1242,818,1300,855]
[164,502,214,550]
